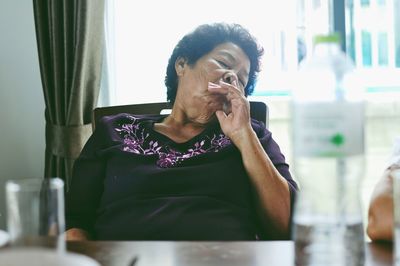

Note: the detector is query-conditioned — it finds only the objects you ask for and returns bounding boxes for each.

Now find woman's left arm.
[231,125,292,239]
[210,81,294,239]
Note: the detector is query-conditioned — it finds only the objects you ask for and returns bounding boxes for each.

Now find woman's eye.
[217,60,230,68]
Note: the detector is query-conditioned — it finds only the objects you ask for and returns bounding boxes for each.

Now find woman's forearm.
[233,127,291,239]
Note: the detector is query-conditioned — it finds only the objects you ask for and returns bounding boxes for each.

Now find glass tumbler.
[5,177,65,252]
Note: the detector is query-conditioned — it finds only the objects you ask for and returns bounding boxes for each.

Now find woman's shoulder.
[89,113,166,147]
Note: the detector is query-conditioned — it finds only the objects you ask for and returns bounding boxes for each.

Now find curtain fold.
[33,0,105,189]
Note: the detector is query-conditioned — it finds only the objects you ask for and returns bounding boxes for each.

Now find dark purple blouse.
[66,114,297,240]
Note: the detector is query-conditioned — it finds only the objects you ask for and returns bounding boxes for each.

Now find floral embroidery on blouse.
[115,115,231,168]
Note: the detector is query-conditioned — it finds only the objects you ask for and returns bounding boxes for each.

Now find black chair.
[93,101,269,129]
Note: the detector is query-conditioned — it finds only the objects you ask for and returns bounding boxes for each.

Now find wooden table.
[66,240,394,266]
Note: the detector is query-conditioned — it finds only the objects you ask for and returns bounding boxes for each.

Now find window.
[397,44,400,67]
[105,0,400,103]
[377,0,386,5]
[361,31,372,67]
[377,32,388,66]
[361,0,370,7]
[396,0,400,67]
[104,0,298,105]
[346,0,400,95]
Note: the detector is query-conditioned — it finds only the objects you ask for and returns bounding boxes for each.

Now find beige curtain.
[33,0,105,189]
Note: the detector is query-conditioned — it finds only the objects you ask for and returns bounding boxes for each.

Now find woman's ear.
[175,57,187,76]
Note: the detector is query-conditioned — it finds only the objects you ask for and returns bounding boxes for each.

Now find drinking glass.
[5,177,65,252]
[393,169,400,265]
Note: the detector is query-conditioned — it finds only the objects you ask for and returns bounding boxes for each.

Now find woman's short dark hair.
[165,23,264,104]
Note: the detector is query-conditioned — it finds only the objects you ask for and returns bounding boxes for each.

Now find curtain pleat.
[33,0,105,189]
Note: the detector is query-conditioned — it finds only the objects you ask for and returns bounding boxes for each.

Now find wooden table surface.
[65,240,394,266]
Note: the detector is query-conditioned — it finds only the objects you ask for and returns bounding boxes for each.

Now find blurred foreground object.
[292,33,365,266]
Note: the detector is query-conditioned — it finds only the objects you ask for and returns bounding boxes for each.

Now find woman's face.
[174,42,250,124]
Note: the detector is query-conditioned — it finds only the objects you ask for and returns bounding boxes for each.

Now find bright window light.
[104,0,400,105]
[105,0,298,105]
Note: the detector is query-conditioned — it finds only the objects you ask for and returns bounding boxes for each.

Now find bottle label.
[293,102,364,157]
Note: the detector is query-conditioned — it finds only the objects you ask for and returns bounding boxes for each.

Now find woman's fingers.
[207,82,227,94]
[215,110,227,122]
[208,81,248,111]
[208,81,243,99]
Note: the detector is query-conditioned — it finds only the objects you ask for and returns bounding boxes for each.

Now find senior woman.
[66,22,298,241]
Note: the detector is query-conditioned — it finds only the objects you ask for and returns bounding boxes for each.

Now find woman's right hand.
[65,228,90,241]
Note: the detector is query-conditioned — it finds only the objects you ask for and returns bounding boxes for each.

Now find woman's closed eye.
[217,60,230,69]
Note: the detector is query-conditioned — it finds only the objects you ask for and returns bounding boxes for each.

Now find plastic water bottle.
[292,33,365,266]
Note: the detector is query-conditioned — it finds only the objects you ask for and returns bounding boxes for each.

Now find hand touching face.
[174,42,251,125]
[207,79,252,141]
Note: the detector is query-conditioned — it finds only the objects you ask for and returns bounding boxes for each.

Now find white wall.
[0,1,45,229]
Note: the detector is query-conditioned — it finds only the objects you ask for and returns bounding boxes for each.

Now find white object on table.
[5,177,65,251]
[0,248,100,266]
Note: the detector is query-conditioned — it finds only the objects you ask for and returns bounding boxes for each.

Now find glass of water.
[5,177,65,252]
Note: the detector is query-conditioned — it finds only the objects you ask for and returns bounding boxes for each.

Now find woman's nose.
[222,72,238,85]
